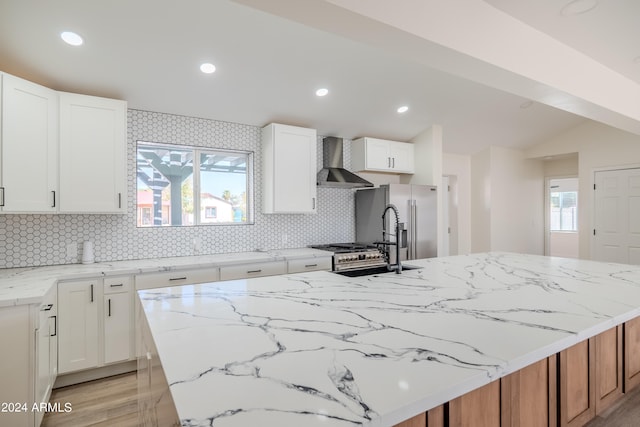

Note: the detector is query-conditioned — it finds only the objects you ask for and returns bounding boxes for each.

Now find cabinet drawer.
[103,276,133,294]
[287,257,331,273]
[135,268,219,290]
[219,261,287,281]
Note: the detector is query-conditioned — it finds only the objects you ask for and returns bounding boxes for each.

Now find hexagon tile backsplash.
[0,110,355,269]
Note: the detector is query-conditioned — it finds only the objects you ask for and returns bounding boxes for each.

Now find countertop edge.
[0,248,333,307]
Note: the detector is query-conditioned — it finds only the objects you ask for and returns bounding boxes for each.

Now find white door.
[593,168,640,264]
[366,139,391,170]
[1,73,58,212]
[58,280,99,373]
[104,292,131,364]
[58,92,126,213]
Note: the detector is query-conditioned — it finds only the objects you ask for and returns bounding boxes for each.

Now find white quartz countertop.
[138,252,640,427]
[0,248,331,308]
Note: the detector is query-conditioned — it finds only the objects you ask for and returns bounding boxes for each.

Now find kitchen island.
[137,252,640,427]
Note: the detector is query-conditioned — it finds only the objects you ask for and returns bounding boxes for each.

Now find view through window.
[136,142,252,226]
[550,190,577,232]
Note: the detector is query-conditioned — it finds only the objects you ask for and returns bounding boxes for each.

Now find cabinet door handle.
[108,299,112,317]
[50,315,57,337]
[312,197,316,210]
[305,264,318,268]
[0,187,5,207]
[51,191,56,208]
[90,284,94,302]
[42,304,53,311]
[247,269,262,274]
[388,157,391,168]
[118,193,122,209]
[169,276,187,281]
[110,283,124,288]
[392,157,395,168]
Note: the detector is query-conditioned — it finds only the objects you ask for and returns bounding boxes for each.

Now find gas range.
[309,243,385,272]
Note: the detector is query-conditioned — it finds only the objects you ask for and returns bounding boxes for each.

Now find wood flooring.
[40,370,640,427]
[41,372,138,427]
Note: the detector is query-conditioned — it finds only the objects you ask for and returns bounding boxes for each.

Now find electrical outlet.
[193,238,202,254]
[66,243,77,260]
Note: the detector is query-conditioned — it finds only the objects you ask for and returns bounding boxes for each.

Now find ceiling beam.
[233,0,640,136]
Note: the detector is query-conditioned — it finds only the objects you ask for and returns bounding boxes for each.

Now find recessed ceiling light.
[315,88,329,97]
[200,63,216,74]
[397,105,409,113]
[560,0,598,16]
[60,31,83,46]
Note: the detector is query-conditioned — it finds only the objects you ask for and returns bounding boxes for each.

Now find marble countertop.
[0,248,331,308]
[138,252,640,427]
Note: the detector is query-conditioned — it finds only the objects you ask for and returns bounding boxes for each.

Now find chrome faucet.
[381,204,402,274]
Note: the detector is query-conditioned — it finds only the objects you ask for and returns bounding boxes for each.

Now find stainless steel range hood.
[317,137,373,188]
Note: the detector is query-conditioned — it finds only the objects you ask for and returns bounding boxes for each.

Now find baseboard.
[53,360,137,388]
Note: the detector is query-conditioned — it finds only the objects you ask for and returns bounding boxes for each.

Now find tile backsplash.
[0,110,356,269]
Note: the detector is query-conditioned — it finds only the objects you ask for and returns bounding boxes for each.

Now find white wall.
[527,120,640,259]
[470,146,545,254]
[544,154,578,177]
[443,152,471,255]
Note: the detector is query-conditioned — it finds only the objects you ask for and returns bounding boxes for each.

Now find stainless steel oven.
[309,243,386,272]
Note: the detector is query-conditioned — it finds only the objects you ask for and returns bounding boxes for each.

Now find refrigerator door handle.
[412,200,418,259]
[407,199,413,259]
[413,200,418,259]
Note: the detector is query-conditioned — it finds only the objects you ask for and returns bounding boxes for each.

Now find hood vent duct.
[316,137,374,188]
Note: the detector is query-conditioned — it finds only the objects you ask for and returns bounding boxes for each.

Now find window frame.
[136,141,254,227]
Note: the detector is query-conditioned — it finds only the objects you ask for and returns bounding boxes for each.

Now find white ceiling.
[0,0,635,155]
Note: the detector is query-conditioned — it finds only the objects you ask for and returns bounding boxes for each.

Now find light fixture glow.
[200,63,216,74]
[397,105,409,113]
[561,0,598,16]
[60,31,83,46]
[315,88,329,97]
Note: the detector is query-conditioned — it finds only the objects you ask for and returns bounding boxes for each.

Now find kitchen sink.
[334,265,421,277]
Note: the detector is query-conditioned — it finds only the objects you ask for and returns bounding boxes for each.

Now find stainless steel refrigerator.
[355,184,437,262]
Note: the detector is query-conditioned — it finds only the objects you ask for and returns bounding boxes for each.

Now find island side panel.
[594,326,623,414]
[501,356,557,427]
[449,380,501,427]
[624,317,640,391]
[559,338,596,427]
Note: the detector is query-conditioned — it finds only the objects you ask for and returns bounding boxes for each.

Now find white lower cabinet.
[287,257,332,273]
[219,261,287,281]
[103,276,133,364]
[135,268,219,290]
[58,279,99,374]
[58,275,133,375]
[35,286,57,427]
[0,286,58,427]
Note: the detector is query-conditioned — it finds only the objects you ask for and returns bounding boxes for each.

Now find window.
[550,191,577,231]
[136,142,253,226]
[205,207,217,219]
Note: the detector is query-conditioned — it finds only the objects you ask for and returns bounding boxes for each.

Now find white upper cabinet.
[0,72,59,213]
[59,92,127,213]
[351,137,415,174]
[262,123,317,214]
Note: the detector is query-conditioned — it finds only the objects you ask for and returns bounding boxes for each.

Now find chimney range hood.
[317,137,373,188]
